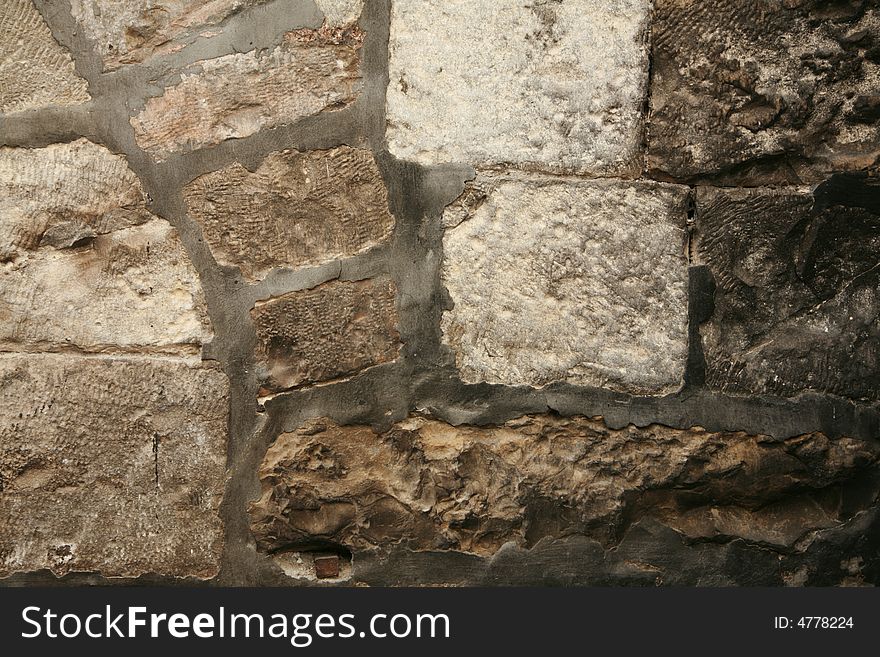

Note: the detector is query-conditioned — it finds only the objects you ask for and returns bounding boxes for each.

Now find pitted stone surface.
[695,176,880,401]
[69,0,273,69]
[251,278,400,393]
[250,415,879,555]
[0,140,211,351]
[315,0,362,25]
[131,26,364,160]
[441,174,690,394]
[648,0,880,184]
[183,147,394,282]
[386,0,651,175]
[0,353,228,578]
[0,0,90,114]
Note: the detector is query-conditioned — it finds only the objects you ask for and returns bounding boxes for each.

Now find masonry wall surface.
[1,0,878,586]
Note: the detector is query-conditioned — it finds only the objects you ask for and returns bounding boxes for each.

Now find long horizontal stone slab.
[250,415,879,557]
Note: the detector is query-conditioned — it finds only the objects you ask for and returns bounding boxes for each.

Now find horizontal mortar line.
[0,344,210,362]
[470,165,689,187]
[156,109,364,187]
[247,249,392,305]
[96,0,324,89]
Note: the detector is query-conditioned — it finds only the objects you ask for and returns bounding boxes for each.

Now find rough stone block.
[69,0,272,69]
[441,173,690,394]
[183,147,394,282]
[0,140,211,351]
[250,415,878,556]
[386,0,651,175]
[251,277,400,393]
[0,0,89,114]
[131,26,363,160]
[315,0,362,25]
[648,0,880,184]
[695,175,880,401]
[0,353,228,578]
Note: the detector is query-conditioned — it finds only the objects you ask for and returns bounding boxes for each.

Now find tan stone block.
[184,147,393,282]
[0,140,211,351]
[0,0,90,113]
[0,353,228,578]
[131,26,364,159]
[251,278,400,393]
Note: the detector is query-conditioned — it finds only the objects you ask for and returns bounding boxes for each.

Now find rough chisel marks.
[441,174,690,394]
[695,175,880,400]
[648,0,880,184]
[0,354,228,578]
[0,140,212,351]
[131,26,364,160]
[386,0,651,175]
[251,278,400,394]
[0,0,90,114]
[183,147,394,282]
[249,415,879,557]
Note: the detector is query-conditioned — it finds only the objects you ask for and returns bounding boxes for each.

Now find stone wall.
[1,0,878,586]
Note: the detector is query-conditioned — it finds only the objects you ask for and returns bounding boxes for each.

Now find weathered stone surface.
[69,0,272,69]
[0,0,90,114]
[386,0,651,175]
[315,0,362,25]
[250,415,879,556]
[441,174,690,394]
[0,140,211,351]
[183,147,393,282]
[648,0,880,184]
[695,175,880,401]
[251,277,400,393]
[131,26,363,160]
[0,353,228,578]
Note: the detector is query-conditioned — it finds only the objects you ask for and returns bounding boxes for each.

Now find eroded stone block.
[69,0,272,69]
[0,0,90,113]
[0,353,228,578]
[250,415,879,556]
[441,173,690,394]
[386,0,651,175]
[315,0,362,25]
[251,278,400,393]
[648,0,880,184]
[0,140,211,351]
[131,26,363,160]
[695,175,880,400]
[183,147,393,282]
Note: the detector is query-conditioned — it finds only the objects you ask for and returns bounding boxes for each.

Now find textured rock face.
[695,176,880,401]
[251,278,400,393]
[183,147,394,282]
[0,0,90,114]
[441,174,690,394]
[131,26,364,159]
[69,0,272,69]
[0,140,211,351]
[250,415,879,556]
[386,0,651,175]
[648,0,880,184]
[315,0,362,25]
[0,353,228,578]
